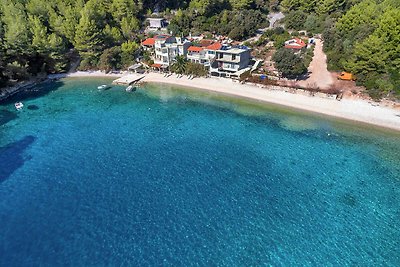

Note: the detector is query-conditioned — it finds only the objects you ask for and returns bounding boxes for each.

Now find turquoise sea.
[0,78,399,266]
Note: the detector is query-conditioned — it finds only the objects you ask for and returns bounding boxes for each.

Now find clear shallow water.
[0,78,399,266]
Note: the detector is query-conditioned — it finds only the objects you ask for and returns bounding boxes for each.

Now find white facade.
[210,46,251,76]
[148,18,167,29]
[154,36,191,67]
[187,49,217,67]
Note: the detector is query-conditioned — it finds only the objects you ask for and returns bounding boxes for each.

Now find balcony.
[187,53,203,60]
[215,54,241,63]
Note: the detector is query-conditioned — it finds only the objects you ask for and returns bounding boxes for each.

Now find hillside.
[0,0,398,99]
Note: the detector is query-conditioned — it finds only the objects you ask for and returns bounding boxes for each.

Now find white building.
[153,35,192,67]
[210,46,251,77]
[147,18,168,30]
[186,42,222,68]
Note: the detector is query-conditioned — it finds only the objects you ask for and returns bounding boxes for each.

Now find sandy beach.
[141,73,400,132]
[48,70,125,79]
[48,71,400,132]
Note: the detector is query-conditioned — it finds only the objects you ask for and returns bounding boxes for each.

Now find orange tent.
[338,72,356,81]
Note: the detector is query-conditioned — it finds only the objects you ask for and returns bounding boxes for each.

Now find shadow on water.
[1,80,65,105]
[0,110,18,126]
[27,105,39,110]
[0,135,35,183]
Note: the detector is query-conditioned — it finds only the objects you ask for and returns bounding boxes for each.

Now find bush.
[185,62,208,77]
[121,41,139,67]
[303,47,315,68]
[5,61,30,81]
[284,11,307,30]
[98,46,122,72]
[272,48,307,78]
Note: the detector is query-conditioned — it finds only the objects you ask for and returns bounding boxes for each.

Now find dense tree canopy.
[0,0,144,86]
[322,0,400,98]
[279,0,399,98]
[272,48,307,78]
[168,0,268,39]
[0,0,398,99]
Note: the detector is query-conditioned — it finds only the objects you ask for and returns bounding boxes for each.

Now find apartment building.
[152,35,192,67]
[210,46,251,77]
[186,42,222,67]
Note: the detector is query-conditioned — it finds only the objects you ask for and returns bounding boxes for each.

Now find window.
[232,54,236,61]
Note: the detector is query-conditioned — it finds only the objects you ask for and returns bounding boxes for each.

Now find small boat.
[97,84,109,90]
[15,102,24,110]
[126,85,136,92]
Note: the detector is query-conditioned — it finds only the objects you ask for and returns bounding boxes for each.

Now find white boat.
[15,102,24,110]
[126,85,136,92]
[97,84,108,90]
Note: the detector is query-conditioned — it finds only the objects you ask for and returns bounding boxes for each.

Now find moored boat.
[126,85,136,92]
[15,102,24,110]
[97,84,109,90]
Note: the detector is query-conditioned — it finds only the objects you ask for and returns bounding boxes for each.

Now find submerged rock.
[27,105,39,110]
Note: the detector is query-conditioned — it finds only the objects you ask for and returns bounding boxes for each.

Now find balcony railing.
[215,55,241,63]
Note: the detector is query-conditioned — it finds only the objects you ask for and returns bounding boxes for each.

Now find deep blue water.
[1,78,399,266]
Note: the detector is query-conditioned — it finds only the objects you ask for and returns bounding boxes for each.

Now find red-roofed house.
[142,35,171,50]
[142,38,155,47]
[205,42,223,51]
[284,38,307,51]
[187,42,223,67]
[141,38,156,52]
[188,46,204,52]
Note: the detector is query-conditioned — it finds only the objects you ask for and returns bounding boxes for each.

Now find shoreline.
[0,71,124,101]
[141,73,400,132]
[3,71,400,132]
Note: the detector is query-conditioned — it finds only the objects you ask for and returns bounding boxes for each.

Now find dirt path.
[267,12,285,29]
[298,39,333,90]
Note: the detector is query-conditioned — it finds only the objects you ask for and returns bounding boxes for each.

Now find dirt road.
[298,39,333,90]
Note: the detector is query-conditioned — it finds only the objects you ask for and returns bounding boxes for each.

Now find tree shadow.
[296,72,311,81]
[0,135,36,183]
[1,80,65,105]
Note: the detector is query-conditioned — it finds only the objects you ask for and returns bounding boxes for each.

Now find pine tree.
[2,2,32,56]
[0,18,8,86]
[30,16,49,54]
[47,33,67,72]
[74,8,103,68]
[120,17,140,41]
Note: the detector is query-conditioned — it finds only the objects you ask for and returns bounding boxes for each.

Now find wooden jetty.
[112,74,146,85]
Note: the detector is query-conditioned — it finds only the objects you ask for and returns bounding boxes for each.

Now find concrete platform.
[113,74,146,85]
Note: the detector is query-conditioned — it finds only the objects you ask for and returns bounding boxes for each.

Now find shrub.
[185,62,208,76]
[98,46,122,72]
[272,48,307,78]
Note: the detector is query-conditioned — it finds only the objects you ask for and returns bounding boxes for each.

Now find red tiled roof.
[188,46,204,52]
[142,38,155,46]
[285,44,306,49]
[151,63,162,68]
[205,42,222,50]
[284,38,306,50]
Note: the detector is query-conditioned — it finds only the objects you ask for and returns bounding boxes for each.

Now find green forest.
[280,0,399,97]
[0,0,399,98]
